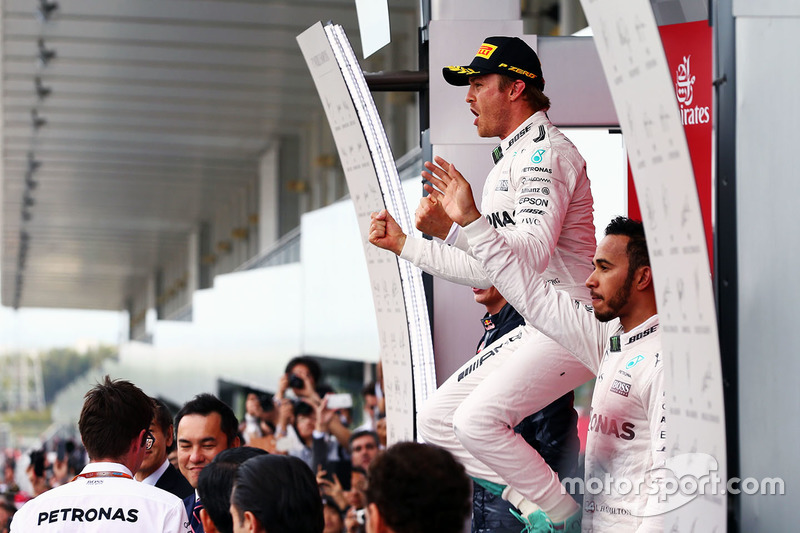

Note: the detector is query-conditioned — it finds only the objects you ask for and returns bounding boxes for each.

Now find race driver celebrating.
[420,156,667,530]
[369,36,596,531]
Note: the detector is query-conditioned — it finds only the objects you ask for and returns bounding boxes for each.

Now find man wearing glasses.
[135,398,194,500]
[10,376,190,532]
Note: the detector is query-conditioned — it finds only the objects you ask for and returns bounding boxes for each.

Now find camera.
[288,374,305,389]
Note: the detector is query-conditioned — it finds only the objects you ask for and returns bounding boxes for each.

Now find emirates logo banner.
[629,21,713,269]
[661,21,713,268]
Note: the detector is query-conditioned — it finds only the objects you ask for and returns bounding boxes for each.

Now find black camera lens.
[289,375,305,389]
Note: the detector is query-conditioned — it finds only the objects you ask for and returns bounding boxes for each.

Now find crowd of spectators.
[0,355,402,533]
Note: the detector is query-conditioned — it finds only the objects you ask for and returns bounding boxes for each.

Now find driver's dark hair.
[497,75,550,111]
[605,216,650,276]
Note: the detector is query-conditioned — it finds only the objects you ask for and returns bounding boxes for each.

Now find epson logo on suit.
[518,197,549,207]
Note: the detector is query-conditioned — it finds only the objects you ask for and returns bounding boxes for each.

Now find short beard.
[593,270,635,322]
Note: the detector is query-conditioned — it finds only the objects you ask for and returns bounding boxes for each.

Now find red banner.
[628,20,713,269]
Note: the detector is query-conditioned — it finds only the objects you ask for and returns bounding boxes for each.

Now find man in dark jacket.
[176,394,241,533]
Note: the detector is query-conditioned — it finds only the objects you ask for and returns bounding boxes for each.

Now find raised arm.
[425,159,604,370]
[370,151,580,289]
[419,154,578,273]
[368,199,492,288]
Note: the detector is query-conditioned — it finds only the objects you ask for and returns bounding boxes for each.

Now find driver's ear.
[509,79,527,101]
[635,265,653,291]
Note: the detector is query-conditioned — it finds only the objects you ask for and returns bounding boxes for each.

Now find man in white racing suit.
[11,376,189,532]
[421,160,667,531]
[369,36,596,531]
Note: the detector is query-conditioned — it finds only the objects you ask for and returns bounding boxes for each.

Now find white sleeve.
[399,235,493,288]
[399,148,581,289]
[443,223,468,250]
[463,217,604,374]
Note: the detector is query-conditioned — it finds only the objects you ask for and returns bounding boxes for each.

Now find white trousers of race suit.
[418,323,595,513]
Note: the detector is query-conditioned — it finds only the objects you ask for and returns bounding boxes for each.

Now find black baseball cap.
[442,36,545,90]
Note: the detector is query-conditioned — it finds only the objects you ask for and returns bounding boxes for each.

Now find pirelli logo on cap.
[475,43,497,58]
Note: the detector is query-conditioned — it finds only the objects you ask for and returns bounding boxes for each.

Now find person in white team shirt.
[11,376,189,533]
[369,36,596,532]
[421,159,667,531]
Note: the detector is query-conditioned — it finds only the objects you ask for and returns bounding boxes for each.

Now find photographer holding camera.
[274,357,351,448]
[275,356,334,406]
